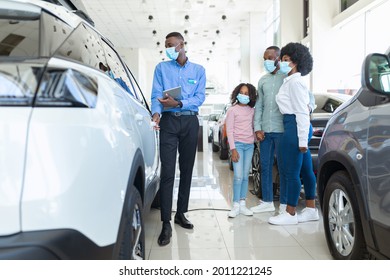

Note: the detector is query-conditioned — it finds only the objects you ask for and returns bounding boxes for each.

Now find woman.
[269,42,319,225]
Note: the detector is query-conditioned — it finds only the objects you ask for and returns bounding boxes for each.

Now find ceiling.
[80,0,273,65]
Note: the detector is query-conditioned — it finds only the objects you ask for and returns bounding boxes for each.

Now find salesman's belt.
[162,111,198,116]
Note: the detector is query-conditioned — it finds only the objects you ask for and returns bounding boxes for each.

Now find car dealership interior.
[0,0,389,261]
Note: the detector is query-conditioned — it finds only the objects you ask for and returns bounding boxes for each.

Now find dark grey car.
[317,49,390,259]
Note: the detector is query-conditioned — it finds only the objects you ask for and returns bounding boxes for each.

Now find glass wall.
[332,0,390,94]
[265,0,280,47]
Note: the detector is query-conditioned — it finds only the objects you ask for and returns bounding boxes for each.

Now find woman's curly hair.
[230,83,257,108]
[280,42,313,76]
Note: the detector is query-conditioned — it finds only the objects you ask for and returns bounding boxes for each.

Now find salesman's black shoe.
[174,212,194,229]
[157,222,172,246]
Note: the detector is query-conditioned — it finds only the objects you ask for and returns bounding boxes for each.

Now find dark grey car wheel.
[322,171,368,259]
[118,186,145,260]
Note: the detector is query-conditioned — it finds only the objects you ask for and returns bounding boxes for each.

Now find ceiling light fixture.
[148,15,153,22]
[152,30,157,36]
[228,0,236,8]
[184,15,190,22]
[222,15,227,21]
[183,0,191,10]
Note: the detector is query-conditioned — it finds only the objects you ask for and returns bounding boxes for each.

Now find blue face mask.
[106,70,115,79]
[279,61,293,74]
[264,60,277,73]
[166,43,180,60]
[237,93,250,105]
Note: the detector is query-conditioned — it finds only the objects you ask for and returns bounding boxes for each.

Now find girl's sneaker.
[228,203,240,218]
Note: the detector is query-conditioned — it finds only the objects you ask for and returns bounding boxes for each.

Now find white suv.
[0,0,159,259]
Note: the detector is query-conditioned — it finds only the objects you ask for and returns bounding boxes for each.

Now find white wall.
[279,0,303,45]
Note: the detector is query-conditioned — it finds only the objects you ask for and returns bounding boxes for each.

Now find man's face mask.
[166,43,181,60]
[264,60,277,73]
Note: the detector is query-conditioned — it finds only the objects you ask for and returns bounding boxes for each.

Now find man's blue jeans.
[259,132,282,202]
[232,142,254,202]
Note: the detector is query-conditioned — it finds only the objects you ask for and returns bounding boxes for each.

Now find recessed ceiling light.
[209,4,215,8]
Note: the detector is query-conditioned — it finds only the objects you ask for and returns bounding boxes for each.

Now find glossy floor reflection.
[144,143,332,260]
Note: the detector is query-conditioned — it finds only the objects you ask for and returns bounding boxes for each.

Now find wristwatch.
[177,100,183,108]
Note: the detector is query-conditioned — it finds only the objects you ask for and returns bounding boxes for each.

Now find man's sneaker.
[240,205,253,216]
[228,204,240,218]
[279,204,287,214]
[297,207,319,223]
[268,212,298,225]
[250,201,275,213]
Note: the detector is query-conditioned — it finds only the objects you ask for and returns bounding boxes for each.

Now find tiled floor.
[144,143,332,260]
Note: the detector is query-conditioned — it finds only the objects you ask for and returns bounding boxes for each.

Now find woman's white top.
[276,72,310,148]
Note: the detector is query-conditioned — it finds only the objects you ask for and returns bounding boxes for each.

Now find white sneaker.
[268,212,298,225]
[239,200,253,216]
[240,205,253,216]
[250,201,275,213]
[279,204,287,214]
[228,203,240,218]
[297,207,319,223]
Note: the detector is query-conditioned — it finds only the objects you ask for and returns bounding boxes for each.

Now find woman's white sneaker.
[297,207,319,223]
[268,212,298,225]
[250,201,275,213]
[279,204,287,214]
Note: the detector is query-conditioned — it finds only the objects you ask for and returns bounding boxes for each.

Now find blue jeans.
[278,114,316,207]
[260,132,282,202]
[278,124,316,205]
[232,142,254,202]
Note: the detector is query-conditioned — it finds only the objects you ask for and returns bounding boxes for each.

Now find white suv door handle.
[135,113,144,122]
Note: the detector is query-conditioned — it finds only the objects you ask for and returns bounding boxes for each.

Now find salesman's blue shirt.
[151,59,206,115]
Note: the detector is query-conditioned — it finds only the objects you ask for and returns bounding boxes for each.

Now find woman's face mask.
[279,61,295,74]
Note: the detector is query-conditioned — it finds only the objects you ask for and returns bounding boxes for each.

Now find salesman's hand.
[158,93,179,108]
[152,113,160,130]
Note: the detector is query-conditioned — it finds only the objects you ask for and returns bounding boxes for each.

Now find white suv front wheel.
[117,186,145,260]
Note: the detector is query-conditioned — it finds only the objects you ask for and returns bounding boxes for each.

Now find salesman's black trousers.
[158,114,199,222]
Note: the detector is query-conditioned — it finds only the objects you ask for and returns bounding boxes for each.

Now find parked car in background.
[317,50,390,259]
[0,0,159,260]
[212,103,231,159]
[207,113,219,143]
[251,92,352,199]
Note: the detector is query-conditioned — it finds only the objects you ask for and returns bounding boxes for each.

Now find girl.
[269,42,318,225]
[225,83,257,218]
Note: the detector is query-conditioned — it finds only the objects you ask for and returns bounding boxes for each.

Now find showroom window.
[333,0,389,94]
[340,0,359,12]
[0,63,41,106]
[54,23,106,71]
[264,0,280,47]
